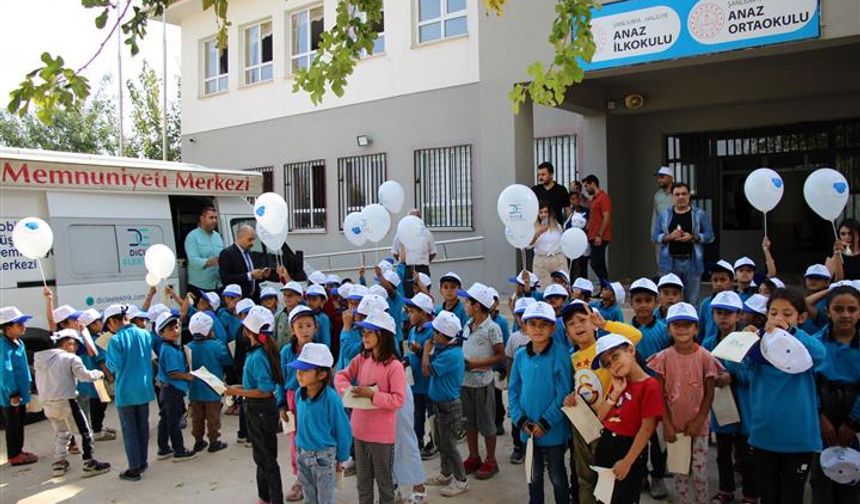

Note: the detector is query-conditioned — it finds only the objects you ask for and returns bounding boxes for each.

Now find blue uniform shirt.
[0,335,31,407]
[591,301,623,336]
[280,342,302,392]
[218,308,243,344]
[632,317,671,364]
[800,298,829,336]
[106,324,155,407]
[188,336,231,402]
[552,317,571,352]
[407,324,435,394]
[387,292,406,354]
[508,339,573,447]
[653,306,668,325]
[295,386,353,462]
[428,344,465,403]
[815,324,860,385]
[158,342,190,395]
[77,346,107,399]
[337,328,363,371]
[243,346,284,403]
[314,311,332,348]
[697,296,716,342]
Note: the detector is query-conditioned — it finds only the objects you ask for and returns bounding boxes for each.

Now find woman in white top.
[529,201,567,290]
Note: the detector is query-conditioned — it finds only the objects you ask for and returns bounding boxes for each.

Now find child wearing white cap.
[435,272,468,326]
[647,302,723,504]
[801,264,834,335]
[740,294,768,333]
[504,297,536,464]
[508,302,573,504]
[74,309,117,442]
[305,284,332,348]
[1,307,37,466]
[374,265,407,358]
[155,311,198,464]
[336,289,365,372]
[404,293,437,459]
[591,280,625,326]
[186,312,231,455]
[697,260,736,342]
[655,274,684,324]
[275,282,304,351]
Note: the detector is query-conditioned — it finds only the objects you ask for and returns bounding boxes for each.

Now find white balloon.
[396,215,429,250]
[144,244,176,279]
[145,272,162,287]
[11,217,54,259]
[253,192,288,235]
[504,222,535,249]
[378,181,405,214]
[804,168,849,221]
[258,224,288,252]
[360,204,391,243]
[561,228,589,260]
[744,168,784,213]
[497,184,539,227]
[343,212,367,247]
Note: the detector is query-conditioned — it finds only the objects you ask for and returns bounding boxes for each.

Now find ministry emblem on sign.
[688,2,725,40]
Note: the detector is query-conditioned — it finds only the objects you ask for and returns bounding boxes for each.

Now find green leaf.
[95,9,108,29]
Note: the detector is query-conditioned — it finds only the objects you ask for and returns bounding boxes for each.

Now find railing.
[303,236,485,274]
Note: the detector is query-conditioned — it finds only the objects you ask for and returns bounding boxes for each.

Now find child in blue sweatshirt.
[509,302,572,504]
[404,292,437,458]
[288,343,352,504]
[155,312,197,463]
[592,281,625,325]
[747,288,826,504]
[336,291,364,371]
[801,264,834,336]
[187,312,231,454]
[306,284,332,348]
[810,285,860,504]
[434,272,468,326]
[697,260,735,342]
[0,306,37,466]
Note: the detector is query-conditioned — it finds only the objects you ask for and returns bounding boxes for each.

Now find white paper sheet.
[184,346,193,369]
[712,386,741,426]
[590,466,615,504]
[525,436,535,484]
[80,327,98,356]
[281,411,296,435]
[667,434,692,475]
[190,366,226,396]
[228,340,236,358]
[562,402,604,444]
[341,386,379,410]
[95,332,112,351]
[94,379,112,403]
[405,366,415,386]
[712,331,760,362]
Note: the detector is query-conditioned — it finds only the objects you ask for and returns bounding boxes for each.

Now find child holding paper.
[287,343,352,504]
[701,292,757,504]
[648,302,722,504]
[334,311,406,504]
[508,302,572,504]
[746,288,826,504]
[697,260,736,342]
[505,297,536,464]
[76,308,117,442]
[187,312,231,454]
[155,311,198,463]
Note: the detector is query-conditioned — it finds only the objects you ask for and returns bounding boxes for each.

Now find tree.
[125,60,181,161]
[8,0,596,123]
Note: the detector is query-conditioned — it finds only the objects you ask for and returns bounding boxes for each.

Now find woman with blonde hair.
[529,201,567,290]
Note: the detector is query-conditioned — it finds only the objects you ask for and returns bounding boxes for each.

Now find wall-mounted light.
[356,135,372,147]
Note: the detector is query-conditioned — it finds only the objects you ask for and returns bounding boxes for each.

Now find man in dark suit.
[219,225,272,300]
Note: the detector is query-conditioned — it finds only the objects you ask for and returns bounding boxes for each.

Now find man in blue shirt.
[184,206,224,297]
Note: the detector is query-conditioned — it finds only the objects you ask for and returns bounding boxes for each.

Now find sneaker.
[408,490,429,504]
[420,442,439,461]
[710,492,734,504]
[463,456,482,475]
[426,473,453,486]
[8,452,38,466]
[82,459,111,478]
[208,440,228,453]
[286,483,303,502]
[193,440,209,453]
[440,478,469,497]
[475,460,499,480]
[68,438,81,455]
[93,430,116,442]
[510,449,524,465]
[172,451,198,462]
[52,459,70,477]
[157,449,174,460]
[139,462,149,473]
[650,478,669,500]
[119,469,142,481]
[104,427,118,434]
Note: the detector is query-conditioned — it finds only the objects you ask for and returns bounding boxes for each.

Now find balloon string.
[36,258,47,288]
[763,211,767,239]
[833,221,844,265]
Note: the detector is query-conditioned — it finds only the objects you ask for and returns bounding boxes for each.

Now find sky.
[0,0,182,110]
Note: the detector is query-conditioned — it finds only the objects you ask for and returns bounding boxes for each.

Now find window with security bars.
[337,153,387,229]
[284,160,326,230]
[244,167,273,204]
[534,135,577,189]
[414,145,472,229]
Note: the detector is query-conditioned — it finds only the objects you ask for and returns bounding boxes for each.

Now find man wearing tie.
[219,225,271,300]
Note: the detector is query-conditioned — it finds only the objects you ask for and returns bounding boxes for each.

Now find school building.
[166,0,860,288]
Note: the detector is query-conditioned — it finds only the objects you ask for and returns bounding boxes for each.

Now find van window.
[67,225,120,275]
[118,225,165,274]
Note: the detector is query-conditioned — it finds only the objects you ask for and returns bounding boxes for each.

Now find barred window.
[337,153,387,229]
[244,166,273,204]
[284,160,326,230]
[534,135,577,189]
[414,144,472,229]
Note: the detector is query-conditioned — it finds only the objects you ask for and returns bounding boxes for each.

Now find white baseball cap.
[223,284,243,298]
[189,311,214,336]
[127,305,149,320]
[459,282,495,310]
[658,273,684,290]
[381,270,401,288]
[487,287,500,302]
[733,257,756,271]
[439,272,462,286]
[666,302,699,324]
[760,328,813,374]
[405,292,435,315]
[288,342,334,370]
[551,270,571,284]
[306,284,328,299]
[743,294,769,316]
[368,284,388,298]
[561,299,590,319]
[591,333,634,369]
[602,281,626,305]
[509,271,540,287]
[243,305,275,334]
[0,306,33,325]
[348,284,369,301]
[654,166,673,177]
[308,271,327,285]
[805,264,832,280]
[356,310,397,334]
[820,446,860,485]
[51,328,83,345]
[417,272,432,288]
[53,305,83,324]
[629,278,659,297]
[572,277,594,294]
[357,294,389,316]
[78,309,102,327]
[260,286,279,299]
[377,260,394,273]
[202,292,221,311]
[102,304,129,321]
[280,281,304,296]
[768,277,786,289]
[288,305,315,325]
[428,310,463,339]
[325,274,342,286]
[712,260,735,276]
[513,297,537,315]
[543,283,569,299]
[521,301,557,323]
[147,304,170,321]
[155,310,180,333]
[711,291,743,312]
[334,282,353,298]
[236,298,255,315]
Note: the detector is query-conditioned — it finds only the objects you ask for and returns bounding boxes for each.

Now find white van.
[0,147,301,345]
